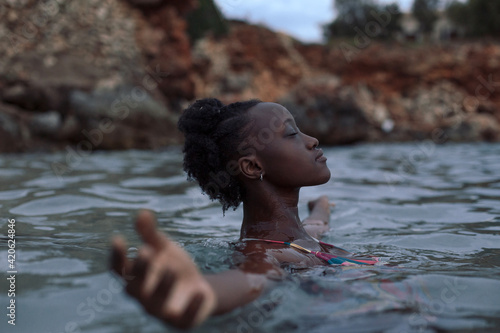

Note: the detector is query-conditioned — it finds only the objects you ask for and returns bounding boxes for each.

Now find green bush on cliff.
[447,0,500,37]
[323,0,401,42]
[186,0,229,42]
[411,0,439,34]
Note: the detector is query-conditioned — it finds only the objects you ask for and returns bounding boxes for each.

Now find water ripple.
[1,143,499,332]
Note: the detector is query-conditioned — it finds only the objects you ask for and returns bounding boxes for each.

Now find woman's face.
[243,102,331,188]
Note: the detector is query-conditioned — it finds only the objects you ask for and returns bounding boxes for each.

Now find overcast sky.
[214,0,416,43]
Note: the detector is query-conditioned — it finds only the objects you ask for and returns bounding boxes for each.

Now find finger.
[176,293,204,330]
[135,210,170,251]
[125,250,150,299]
[110,236,129,277]
[146,270,177,316]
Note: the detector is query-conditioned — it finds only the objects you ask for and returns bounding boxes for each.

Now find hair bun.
[178,98,226,136]
[177,98,261,212]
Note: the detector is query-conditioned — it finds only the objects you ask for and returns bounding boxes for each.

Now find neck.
[240,185,312,242]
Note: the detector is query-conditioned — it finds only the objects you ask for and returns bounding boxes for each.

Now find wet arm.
[111,210,281,329]
[206,257,281,315]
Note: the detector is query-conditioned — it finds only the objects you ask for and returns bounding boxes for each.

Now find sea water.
[0,143,499,333]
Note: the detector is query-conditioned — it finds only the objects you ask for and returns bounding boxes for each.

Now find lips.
[315,149,327,162]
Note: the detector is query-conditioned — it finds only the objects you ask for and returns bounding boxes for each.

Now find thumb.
[110,236,129,277]
[135,210,170,251]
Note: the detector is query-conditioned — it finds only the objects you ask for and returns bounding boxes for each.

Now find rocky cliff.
[194,22,500,144]
[1,1,499,153]
[0,0,193,152]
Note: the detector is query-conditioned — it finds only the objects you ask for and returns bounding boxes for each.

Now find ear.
[238,155,262,181]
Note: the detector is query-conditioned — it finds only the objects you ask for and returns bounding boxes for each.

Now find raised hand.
[307,195,335,214]
[111,210,216,329]
[303,196,335,238]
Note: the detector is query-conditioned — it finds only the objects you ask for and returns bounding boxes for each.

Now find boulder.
[0,0,191,152]
[444,114,500,142]
[278,76,372,145]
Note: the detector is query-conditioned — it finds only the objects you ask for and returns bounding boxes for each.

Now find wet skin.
[239,103,332,258]
[243,102,331,189]
[111,102,335,329]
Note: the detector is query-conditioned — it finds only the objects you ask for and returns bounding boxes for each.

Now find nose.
[305,133,319,149]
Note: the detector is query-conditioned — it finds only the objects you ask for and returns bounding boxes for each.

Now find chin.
[308,169,331,186]
[319,171,331,184]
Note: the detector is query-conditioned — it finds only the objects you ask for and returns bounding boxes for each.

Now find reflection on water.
[0,143,499,333]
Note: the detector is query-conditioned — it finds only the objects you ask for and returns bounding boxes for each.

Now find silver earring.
[259,173,263,181]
